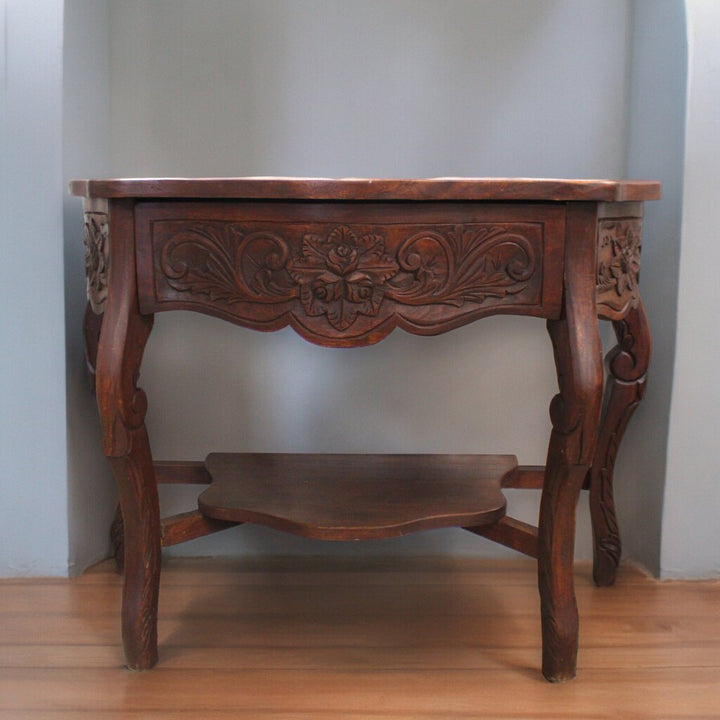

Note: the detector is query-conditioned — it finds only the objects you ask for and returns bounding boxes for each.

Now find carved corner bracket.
[596,218,642,319]
[84,210,110,315]
[82,205,109,390]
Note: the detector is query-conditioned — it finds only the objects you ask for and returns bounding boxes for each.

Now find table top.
[69,177,661,202]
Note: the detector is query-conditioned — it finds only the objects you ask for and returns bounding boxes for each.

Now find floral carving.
[84,212,109,314]
[287,226,399,330]
[155,220,540,339]
[596,219,642,316]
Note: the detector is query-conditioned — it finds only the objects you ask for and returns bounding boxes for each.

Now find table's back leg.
[539,204,603,681]
[84,301,127,575]
[93,199,160,671]
[589,301,651,586]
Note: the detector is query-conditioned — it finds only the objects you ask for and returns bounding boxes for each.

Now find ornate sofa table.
[71,177,660,681]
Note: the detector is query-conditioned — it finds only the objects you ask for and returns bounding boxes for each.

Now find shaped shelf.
[197,453,513,541]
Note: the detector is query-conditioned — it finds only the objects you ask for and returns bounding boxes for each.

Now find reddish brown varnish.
[72,177,659,682]
[199,453,512,540]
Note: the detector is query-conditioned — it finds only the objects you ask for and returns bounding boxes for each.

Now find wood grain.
[134,200,565,346]
[94,199,160,670]
[537,203,603,681]
[589,301,651,586]
[69,177,662,202]
[70,177,660,679]
[198,453,512,540]
[1,558,718,719]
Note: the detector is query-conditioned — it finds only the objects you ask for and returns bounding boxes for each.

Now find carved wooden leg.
[589,301,651,586]
[99,296,159,670]
[110,504,125,574]
[87,303,128,578]
[539,205,603,681]
[83,301,103,392]
[93,200,160,670]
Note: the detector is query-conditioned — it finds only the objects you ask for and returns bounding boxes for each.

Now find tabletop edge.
[69,177,662,202]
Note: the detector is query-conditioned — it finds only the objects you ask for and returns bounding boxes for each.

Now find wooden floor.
[1,556,719,719]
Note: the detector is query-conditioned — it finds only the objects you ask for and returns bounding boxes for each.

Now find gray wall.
[661,0,720,578]
[108,0,633,179]
[1,0,69,575]
[622,0,687,575]
[107,0,633,560]
[0,0,112,576]
[2,0,717,578]
[63,0,114,575]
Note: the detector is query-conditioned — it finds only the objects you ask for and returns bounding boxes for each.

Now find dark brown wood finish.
[135,201,564,346]
[538,203,604,681]
[589,201,651,586]
[465,517,539,558]
[153,460,211,485]
[588,301,651,586]
[70,177,660,202]
[71,177,659,681]
[160,511,238,547]
[94,199,160,670]
[199,453,512,540]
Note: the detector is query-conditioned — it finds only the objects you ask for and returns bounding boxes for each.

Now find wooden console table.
[71,177,660,681]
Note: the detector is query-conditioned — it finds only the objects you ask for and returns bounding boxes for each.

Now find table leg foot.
[538,460,589,683]
[540,311,601,681]
[111,442,161,671]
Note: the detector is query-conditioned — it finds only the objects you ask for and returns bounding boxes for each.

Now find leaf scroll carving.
[387,225,536,306]
[161,223,296,304]
[151,219,543,343]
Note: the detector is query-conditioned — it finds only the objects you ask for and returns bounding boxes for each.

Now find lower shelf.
[197,453,513,541]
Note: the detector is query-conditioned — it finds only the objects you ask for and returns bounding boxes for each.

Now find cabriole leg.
[539,204,603,681]
[92,199,160,670]
[589,301,651,586]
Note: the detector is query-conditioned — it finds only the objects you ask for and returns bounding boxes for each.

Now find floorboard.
[1,557,718,718]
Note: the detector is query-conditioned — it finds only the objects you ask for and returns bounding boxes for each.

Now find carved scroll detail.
[589,302,650,587]
[388,226,535,306]
[161,224,294,305]
[596,219,642,318]
[157,222,539,335]
[84,212,110,314]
